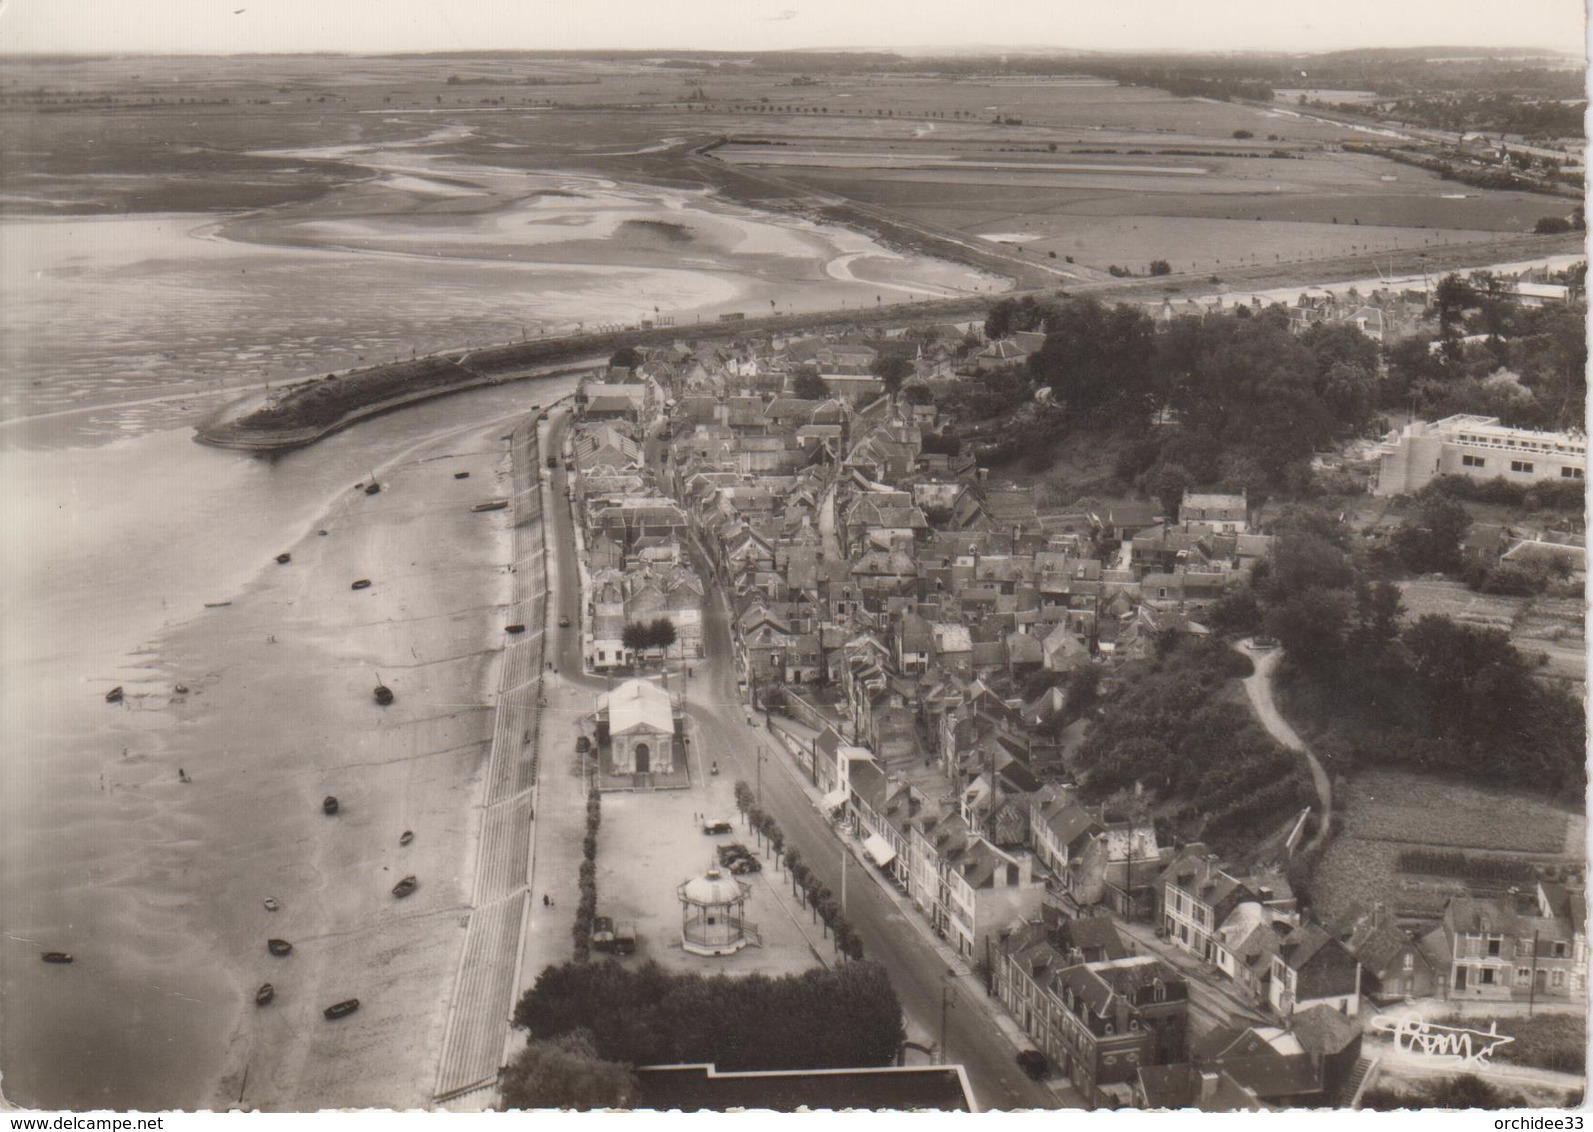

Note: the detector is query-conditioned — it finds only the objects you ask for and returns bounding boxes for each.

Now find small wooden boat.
[399,831,414,846]
[267,939,293,957]
[505,623,526,634]
[323,998,359,1020]
[263,897,279,912]
[373,684,394,706]
[174,684,189,694]
[364,483,381,496]
[351,579,372,590]
[323,795,339,816]
[392,875,417,899]
[275,553,292,565]
[470,500,509,512]
[105,686,123,704]
[453,471,471,480]
[256,983,275,1006]
[318,529,328,537]
[41,952,73,964]
[203,601,232,608]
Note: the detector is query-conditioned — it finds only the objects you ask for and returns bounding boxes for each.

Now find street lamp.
[939,975,958,1066]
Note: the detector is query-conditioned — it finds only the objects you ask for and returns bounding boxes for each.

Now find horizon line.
[0,42,1583,61]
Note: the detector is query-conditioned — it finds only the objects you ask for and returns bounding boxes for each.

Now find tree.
[609,346,644,371]
[1148,259,1172,276]
[1266,587,1351,680]
[871,354,915,396]
[790,369,827,400]
[1139,462,1190,521]
[1027,296,1157,421]
[648,617,677,652]
[1393,492,1470,574]
[499,1030,636,1110]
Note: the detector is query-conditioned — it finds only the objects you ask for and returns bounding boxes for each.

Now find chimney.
[1198,1071,1220,1107]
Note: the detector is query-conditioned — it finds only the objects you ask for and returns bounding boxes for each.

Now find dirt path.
[1238,641,1333,848]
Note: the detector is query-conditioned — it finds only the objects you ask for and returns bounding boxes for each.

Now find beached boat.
[323,795,339,816]
[105,686,123,704]
[351,579,372,590]
[275,553,291,564]
[267,939,293,957]
[41,952,73,964]
[364,483,381,495]
[505,623,526,634]
[453,471,471,480]
[399,830,414,846]
[392,875,418,899]
[263,897,279,912]
[470,500,509,512]
[174,684,189,694]
[323,999,359,1020]
[256,984,275,1006]
[203,601,232,608]
[373,684,394,706]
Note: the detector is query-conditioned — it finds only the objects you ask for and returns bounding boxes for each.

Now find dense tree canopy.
[1075,637,1311,852]
[499,1030,637,1110]
[1027,297,1157,423]
[789,369,827,400]
[1244,521,1586,798]
[513,960,906,1072]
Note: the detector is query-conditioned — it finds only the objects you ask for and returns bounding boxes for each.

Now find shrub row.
[572,783,601,961]
[1398,849,1537,885]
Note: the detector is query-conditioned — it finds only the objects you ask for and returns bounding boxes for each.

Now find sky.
[0,0,1586,57]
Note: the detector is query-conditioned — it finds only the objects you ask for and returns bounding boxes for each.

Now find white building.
[1373,414,1587,497]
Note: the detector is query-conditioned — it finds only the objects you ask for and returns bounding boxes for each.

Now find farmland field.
[1312,767,1584,924]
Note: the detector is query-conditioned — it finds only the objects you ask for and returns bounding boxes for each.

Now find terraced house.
[1050,955,1189,1107]
[1437,883,1588,1003]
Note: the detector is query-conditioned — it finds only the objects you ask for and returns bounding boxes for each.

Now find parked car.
[591,915,615,952]
[576,736,591,753]
[612,921,637,956]
[729,858,761,875]
[1016,1050,1048,1080]
[701,818,734,836]
[559,616,571,628]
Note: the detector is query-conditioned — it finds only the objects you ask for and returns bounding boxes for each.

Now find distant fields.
[2,52,1577,304]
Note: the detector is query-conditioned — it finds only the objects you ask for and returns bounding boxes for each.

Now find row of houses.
[565,415,705,667]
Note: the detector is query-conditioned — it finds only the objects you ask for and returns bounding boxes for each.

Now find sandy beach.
[0,379,577,1110]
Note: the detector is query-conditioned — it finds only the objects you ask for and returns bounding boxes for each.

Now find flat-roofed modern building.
[1372,414,1586,496]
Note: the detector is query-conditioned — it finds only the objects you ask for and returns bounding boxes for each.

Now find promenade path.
[432,414,550,1107]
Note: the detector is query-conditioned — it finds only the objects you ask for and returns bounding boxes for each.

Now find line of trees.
[573,782,601,960]
[733,780,864,961]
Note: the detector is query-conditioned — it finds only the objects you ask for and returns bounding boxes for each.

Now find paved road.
[1238,641,1332,848]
